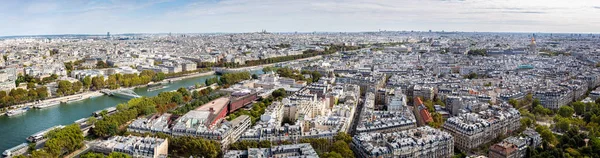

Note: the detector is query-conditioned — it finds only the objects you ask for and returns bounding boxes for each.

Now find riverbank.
[221,55,323,72]
[0,70,235,153]
[2,71,217,112]
[162,71,215,83]
[4,91,104,111]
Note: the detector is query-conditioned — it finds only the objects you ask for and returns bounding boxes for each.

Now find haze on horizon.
[1,0,599,36]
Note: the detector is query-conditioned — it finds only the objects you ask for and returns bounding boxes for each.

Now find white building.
[352,126,454,158]
[442,106,521,152]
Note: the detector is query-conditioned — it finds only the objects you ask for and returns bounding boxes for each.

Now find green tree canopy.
[108,152,131,158]
[558,106,575,117]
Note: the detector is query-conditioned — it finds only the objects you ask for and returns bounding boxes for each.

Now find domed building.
[528,36,537,54]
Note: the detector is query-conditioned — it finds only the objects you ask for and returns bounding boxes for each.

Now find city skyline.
[1,0,600,36]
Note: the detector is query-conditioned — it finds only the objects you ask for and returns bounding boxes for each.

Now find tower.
[107,32,110,39]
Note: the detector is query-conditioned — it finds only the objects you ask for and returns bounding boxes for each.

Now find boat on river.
[26,125,65,143]
[6,106,30,117]
[34,101,61,109]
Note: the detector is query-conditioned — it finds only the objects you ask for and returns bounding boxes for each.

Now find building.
[352,126,454,158]
[534,88,572,109]
[91,135,168,158]
[528,36,537,54]
[522,128,542,148]
[446,96,463,116]
[70,69,105,80]
[375,88,389,106]
[489,141,519,158]
[413,97,433,126]
[169,98,253,149]
[489,128,542,158]
[450,43,468,54]
[0,68,17,91]
[387,93,407,112]
[413,85,434,102]
[181,62,197,72]
[228,90,259,113]
[442,106,521,152]
[240,84,359,143]
[356,92,416,133]
[128,114,173,134]
[224,143,318,158]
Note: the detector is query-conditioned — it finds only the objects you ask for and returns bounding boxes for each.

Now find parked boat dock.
[5,107,30,117]
[26,125,65,143]
[2,143,28,158]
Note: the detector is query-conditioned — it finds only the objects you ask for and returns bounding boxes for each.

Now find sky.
[1,0,599,36]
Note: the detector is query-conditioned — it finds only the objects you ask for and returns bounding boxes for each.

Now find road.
[348,97,365,136]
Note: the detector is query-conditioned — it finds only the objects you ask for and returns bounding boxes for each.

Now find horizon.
[1,0,599,36]
[1,30,599,38]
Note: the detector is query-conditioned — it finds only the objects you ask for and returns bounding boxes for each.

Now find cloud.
[1,0,599,36]
[24,2,59,14]
[501,11,546,14]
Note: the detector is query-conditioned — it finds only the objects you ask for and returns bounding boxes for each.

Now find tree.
[534,105,552,116]
[96,61,109,68]
[81,152,106,158]
[57,80,73,96]
[331,140,354,158]
[467,49,487,56]
[322,152,343,158]
[423,99,435,112]
[83,76,92,89]
[170,136,221,158]
[509,99,519,108]
[259,140,272,148]
[558,106,575,117]
[463,72,478,79]
[521,117,534,128]
[252,74,259,79]
[108,152,131,158]
[177,87,191,97]
[92,76,105,90]
[31,150,54,158]
[42,124,84,157]
[311,71,322,82]
[272,88,287,99]
[140,70,156,78]
[263,66,274,73]
[452,152,467,158]
[106,77,119,89]
[334,132,352,144]
[532,98,541,107]
[87,116,97,125]
[73,81,83,93]
[27,82,36,89]
[572,102,586,115]
[171,93,184,105]
[36,86,49,99]
[153,72,166,82]
[536,125,556,145]
[556,117,571,132]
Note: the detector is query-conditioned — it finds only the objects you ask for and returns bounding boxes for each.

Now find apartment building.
[442,107,521,152]
[92,135,168,158]
[352,126,454,158]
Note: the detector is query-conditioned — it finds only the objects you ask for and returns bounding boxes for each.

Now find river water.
[0,70,263,152]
